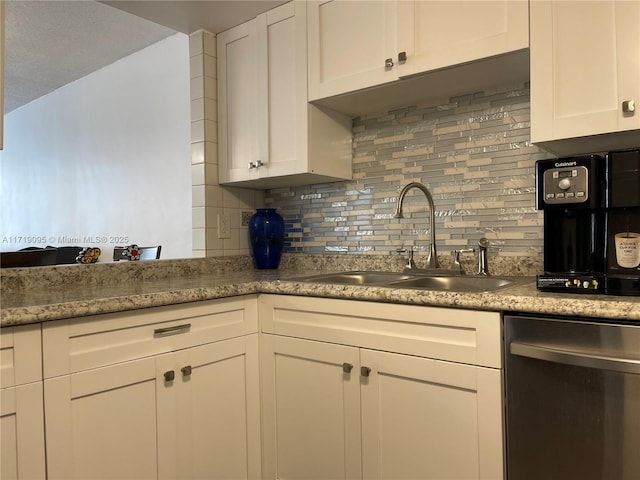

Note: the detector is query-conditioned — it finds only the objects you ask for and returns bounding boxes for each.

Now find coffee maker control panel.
[542,166,589,204]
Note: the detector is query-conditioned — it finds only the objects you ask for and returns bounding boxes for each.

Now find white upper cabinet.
[307,0,399,100]
[217,20,260,185]
[395,0,529,78]
[308,0,529,103]
[218,1,352,189]
[531,0,640,156]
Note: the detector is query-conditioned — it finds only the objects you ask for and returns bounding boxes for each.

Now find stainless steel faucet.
[394,182,440,269]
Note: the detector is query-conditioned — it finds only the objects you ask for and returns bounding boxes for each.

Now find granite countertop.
[2,267,639,327]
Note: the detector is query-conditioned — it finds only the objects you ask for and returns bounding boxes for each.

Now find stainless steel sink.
[388,275,518,292]
[293,271,415,285]
[292,270,523,292]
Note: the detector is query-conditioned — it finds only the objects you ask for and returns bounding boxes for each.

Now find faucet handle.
[451,248,475,274]
[396,247,416,269]
[452,248,475,259]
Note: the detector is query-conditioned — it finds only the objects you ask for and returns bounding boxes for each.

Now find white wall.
[0,33,192,260]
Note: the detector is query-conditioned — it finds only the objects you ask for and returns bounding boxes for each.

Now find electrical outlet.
[241,211,253,227]
[217,213,231,239]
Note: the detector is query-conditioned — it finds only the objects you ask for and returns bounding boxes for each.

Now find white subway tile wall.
[264,83,554,258]
[190,30,264,257]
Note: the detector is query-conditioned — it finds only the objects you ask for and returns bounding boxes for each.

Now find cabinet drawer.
[259,295,501,368]
[0,323,42,388]
[43,296,258,378]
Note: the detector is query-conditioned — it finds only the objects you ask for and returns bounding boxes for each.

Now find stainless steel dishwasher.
[504,314,640,480]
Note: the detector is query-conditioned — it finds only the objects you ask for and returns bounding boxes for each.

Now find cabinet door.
[0,383,46,480]
[256,1,304,179]
[360,349,503,480]
[174,335,262,480]
[218,19,260,184]
[261,335,362,480]
[397,0,528,78]
[44,356,168,480]
[307,0,398,100]
[531,0,640,143]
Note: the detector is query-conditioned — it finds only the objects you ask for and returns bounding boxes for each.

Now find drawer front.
[43,296,258,378]
[259,295,501,368]
[0,323,42,388]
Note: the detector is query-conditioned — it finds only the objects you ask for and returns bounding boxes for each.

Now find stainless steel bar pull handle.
[153,323,191,337]
[361,366,371,377]
[342,363,353,373]
[511,341,640,375]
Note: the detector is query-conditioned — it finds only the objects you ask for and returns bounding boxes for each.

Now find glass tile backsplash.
[264,83,554,258]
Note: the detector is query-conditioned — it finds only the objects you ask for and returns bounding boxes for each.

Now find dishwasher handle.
[510,341,640,375]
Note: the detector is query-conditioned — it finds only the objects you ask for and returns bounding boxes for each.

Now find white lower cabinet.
[1,382,46,480]
[360,348,502,480]
[45,355,163,479]
[42,296,261,480]
[259,295,503,480]
[5,293,505,480]
[261,334,363,479]
[0,324,46,480]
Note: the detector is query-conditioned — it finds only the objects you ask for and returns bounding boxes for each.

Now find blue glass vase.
[249,208,285,269]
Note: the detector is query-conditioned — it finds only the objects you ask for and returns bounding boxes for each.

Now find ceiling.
[101,1,287,36]
[4,0,286,114]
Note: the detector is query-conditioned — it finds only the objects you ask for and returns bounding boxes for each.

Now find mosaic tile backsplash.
[264,83,554,264]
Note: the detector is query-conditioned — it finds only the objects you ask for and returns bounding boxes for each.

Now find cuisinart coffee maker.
[536,149,640,296]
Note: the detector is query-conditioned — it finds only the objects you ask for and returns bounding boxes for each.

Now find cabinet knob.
[163,370,175,382]
[342,363,353,373]
[361,366,372,377]
[181,365,192,377]
[622,100,635,113]
[398,51,407,63]
[385,58,394,69]
[248,160,265,170]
